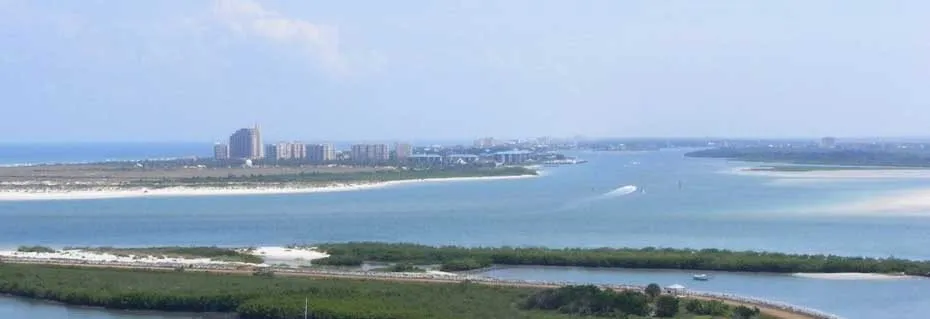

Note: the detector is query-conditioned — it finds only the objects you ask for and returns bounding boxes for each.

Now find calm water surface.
[0,296,229,319]
[1,146,929,318]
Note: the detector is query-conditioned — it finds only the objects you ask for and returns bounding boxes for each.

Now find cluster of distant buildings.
[212,125,416,165]
[210,126,557,167]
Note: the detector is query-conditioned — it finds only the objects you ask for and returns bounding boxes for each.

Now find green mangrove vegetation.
[685,147,930,168]
[16,245,56,253]
[383,263,425,273]
[522,285,769,319]
[0,263,731,319]
[313,242,930,276]
[0,263,770,319]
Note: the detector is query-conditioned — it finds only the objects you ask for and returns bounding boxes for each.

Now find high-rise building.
[307,143,335,163]
[351,144,389,163]
[394,143,413,161]
[290,143,307,160]
[213,143,229,160]
[266,143,295,161]
[229,125,263,160]
[264,142,308,161]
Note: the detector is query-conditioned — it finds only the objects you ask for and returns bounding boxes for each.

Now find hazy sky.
[1,0,928,142]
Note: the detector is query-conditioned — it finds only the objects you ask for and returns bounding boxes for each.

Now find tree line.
[313,242,930,276]
[522,285,764,318]
[0,263,576,319]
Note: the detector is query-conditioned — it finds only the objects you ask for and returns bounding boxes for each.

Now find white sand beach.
[250,246,330,263]
[0,249,239,266]
[0,246,331,267]
[793,273,913,280]
[0,174,538,202]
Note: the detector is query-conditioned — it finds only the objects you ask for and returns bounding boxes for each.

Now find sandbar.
[730,167,930,180]
[821,188,930,216]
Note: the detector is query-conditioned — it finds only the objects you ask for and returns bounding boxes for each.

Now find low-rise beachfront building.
[394,143,413,161]
[444,154,480,165]
[494,150,532,164]
[407,154,443,167]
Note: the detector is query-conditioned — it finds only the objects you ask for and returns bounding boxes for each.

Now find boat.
[692,274,710,281]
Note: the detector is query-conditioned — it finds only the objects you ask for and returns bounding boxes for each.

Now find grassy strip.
[313,242,930,276]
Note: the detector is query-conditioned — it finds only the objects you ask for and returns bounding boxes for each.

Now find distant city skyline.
[2,1,929,142]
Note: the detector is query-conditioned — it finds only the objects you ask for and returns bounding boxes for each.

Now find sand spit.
[793,273,914,280]
[0,174,538,202]
[731,167,930,180]
[821,188,930,216]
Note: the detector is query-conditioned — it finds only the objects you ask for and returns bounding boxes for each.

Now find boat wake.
[602,185,638,197]
[553,184,641,212]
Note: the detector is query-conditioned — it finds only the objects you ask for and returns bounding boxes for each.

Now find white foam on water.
[603,185,638,197]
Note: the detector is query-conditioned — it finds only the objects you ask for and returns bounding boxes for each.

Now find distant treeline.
[685,147,930,167]
[313,242,930,276]
[0,263,589,319]
[16,246,56,253]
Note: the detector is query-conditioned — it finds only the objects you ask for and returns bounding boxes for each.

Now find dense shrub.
[0,264,570,319]
[16,246,56,253]
[314,242,930,276]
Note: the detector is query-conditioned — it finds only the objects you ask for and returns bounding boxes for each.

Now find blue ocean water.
[1,144,929,318]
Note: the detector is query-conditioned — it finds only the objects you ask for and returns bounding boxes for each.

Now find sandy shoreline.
[0,174,537,202]
[728,167,930,215]
[730,167,930,180]
[792,272,914,280]
[0,246,331,267]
